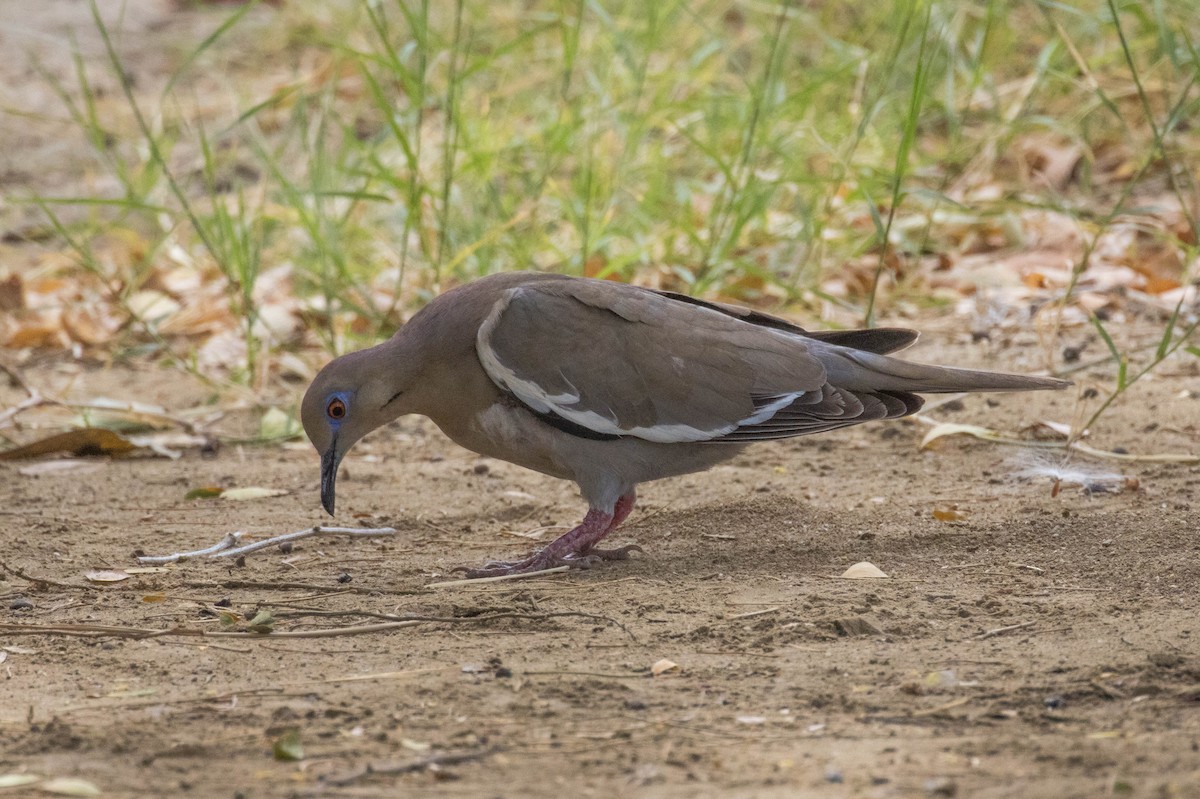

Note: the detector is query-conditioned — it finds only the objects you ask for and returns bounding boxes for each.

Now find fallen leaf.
[220,487,289,501]
[273,729,304,761]
[651,658,679,676]
[246,610,276,633]
[0,428,136,461]
[185,486,224,500]
[920,423,1003,450]
[85,570,130,583]
[74,397,174,432]
[259,407,301,440]
[0,273,24,311]
[0,775,41,789]
[39,777,102,797]
[62,305,120,346]
[841,561,889,579]
[18,460,105,476]
[141,594,167,603]
[932,506,970,522]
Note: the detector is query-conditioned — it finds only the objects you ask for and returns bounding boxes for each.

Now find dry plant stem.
[136,526,397,565]
[914,414,1198,463]
[211,526,398,559]
[269,609,637,641]
[426,565,570,588]
[324,746,503,787]
[0,394,46,430]
[0,362,34,396]
[0,561,96,591]
[975,621,1036,640]
[0,620,423,639]
[0,607,636,641]
[136,532,244,564]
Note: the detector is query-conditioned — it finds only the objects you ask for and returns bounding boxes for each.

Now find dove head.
[301,345,418,515]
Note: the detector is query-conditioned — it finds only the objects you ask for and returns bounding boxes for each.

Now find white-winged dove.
[301,272,1070,577]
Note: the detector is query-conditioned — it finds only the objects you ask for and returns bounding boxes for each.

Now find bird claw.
[454,544,645,579]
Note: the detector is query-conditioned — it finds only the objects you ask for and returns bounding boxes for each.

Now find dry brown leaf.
[651,658,679,676]
[841,561,889,579]
[932,506,970,523]
[62,306,120,346]
[0,273,23,311]
[1,310,68,349]
[1019,136,1083,191]
[0,428,136,461]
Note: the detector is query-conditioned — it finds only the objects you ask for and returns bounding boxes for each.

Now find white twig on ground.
[136,526,397,565]
[426,565,570,589]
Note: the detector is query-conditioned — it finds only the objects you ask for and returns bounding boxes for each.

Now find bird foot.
[456,544,644,579]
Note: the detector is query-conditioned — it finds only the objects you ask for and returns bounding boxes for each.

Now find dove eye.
[327,398,347,420]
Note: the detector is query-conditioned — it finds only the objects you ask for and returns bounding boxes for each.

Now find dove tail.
[818,347,1072,394]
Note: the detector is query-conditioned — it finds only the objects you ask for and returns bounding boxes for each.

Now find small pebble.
[1043,695,1066,710]
[10,597,34,611]
[824,769,844,784]
[336,572,353,584]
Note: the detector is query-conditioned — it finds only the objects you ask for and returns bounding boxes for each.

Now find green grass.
[13,0,1200,429]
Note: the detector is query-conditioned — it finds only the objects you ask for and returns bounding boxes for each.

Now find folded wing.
[475,281,923,444]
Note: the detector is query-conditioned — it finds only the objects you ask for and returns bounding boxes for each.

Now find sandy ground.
[2,329,1199,798]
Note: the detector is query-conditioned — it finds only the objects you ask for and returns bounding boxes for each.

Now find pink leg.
[460,491,640,578]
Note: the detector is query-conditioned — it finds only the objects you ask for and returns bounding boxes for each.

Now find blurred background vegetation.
[0,0,1196,405]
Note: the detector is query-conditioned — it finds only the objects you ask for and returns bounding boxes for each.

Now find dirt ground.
[2,328,1199,798]
[3,2,1200,798]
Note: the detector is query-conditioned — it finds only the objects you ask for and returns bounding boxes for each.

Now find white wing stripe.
[477,290,807,444]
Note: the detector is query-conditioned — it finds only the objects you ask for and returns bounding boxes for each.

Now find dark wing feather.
[716,388,923,442]
[476,281,829,443]
[652,289,919,354]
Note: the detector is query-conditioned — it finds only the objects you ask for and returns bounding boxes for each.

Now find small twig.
[182,579,422,596]
[975,620,1036,640]
[137,526,397,564]
[912,697,971,717]
[0,362,34,397]
[0,607,638,642]
[136,533,244,564]
[426,566,570,589]
[323,746,503,787]
[0,561,96,591]
[521,670,649,679]
[724,607,781,620]
[212,526,397,559]
[270,608,637,639]
[0,394,47,430]
[0,620,423,639]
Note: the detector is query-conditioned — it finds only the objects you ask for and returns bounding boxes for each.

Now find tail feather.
[803,327,919,355]
[817,346,1072,394]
